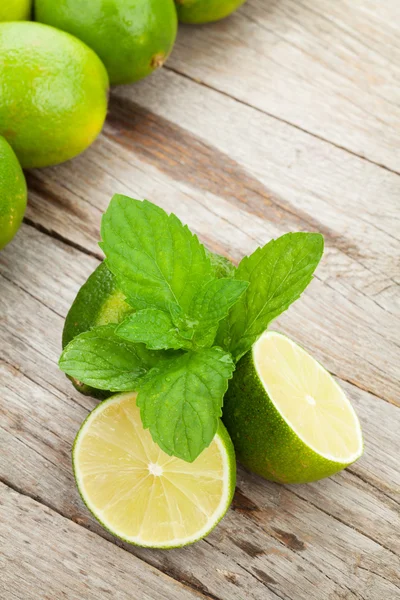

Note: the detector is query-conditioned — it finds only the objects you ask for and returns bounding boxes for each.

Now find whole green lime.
[35,0,178,85]
[0,0,31,21]
[175,0,246,23]
[62,261,133,399]
[0,136,27,250]
[0,22,109,168]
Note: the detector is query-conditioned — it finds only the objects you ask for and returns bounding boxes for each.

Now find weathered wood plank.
[1,358,399,600]
[168,0,400,172]
[0,482,208,600]
[1,3,398,598]
[1,225,399,600]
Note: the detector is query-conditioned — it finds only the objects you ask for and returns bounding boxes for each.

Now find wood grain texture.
[1,2,399,598]
[168,0,400,173]
[0,483,205,600]
[1,225,399,600]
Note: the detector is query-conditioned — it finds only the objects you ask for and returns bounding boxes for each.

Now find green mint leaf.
[218,232,324,361]
[189,278,248,345]
[100,196,214,313]
[206,250,235,279]
[167,278,248,349]
[137,347,235,462]
[116,309,192,351]
[59,324,171,391]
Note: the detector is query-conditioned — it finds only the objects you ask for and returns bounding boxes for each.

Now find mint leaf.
[116,309,192,351]
[100,196,214,313]
[218,232,324,361]
[206,250,235,279]
[137,347,235,462]
[189,278,248,346]
[118,280,247,352]
[59,324,171,391]
[168,278,248,349]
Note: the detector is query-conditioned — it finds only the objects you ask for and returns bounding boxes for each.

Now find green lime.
[0,22,109,168]
[206,248,235,278]
[175,0,246,24]
[0,136,27,251]
[62,261,133,399]
[73,391,236,548]
[0,0,31,21]
[35,0,178,85]
[223,331,363,484]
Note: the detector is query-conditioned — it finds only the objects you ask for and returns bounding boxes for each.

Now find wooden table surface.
[1,1,399,599]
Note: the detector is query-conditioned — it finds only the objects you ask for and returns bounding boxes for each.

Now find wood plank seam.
[0,482,215,600]
[346,468,400,508]
[23,216,102,261]
[0,476,218,600]
[163,66,400,179]
[287,487,399,558]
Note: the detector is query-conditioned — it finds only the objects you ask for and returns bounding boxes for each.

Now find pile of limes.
[0,0,247,249]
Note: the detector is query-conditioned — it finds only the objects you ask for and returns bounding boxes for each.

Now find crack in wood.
[23,216,102,261]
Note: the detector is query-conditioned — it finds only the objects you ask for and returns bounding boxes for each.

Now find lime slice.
[223,331,363,484]
[73,392,236,548]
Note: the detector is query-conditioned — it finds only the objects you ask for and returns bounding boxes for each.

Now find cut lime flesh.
[223,331,363,484]
[73,392,236,548]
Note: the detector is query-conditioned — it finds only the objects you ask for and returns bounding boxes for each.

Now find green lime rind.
[35,0,178,85]
[62,261,133,399]
[62,261,133,348]
[0,0,31,21]
[0,136,27,251]
[176,0,247,24]
[73,393,236,548]
[0,21,108,169]
[223,344,363,484]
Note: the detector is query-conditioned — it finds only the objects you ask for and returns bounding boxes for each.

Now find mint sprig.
[137,348,235,462]
[116,278,248,351]
[116,309,192,351]
[60,196,324,463]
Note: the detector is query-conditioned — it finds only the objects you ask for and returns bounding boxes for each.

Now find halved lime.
[223,331,363,484]
[73,392,236,548]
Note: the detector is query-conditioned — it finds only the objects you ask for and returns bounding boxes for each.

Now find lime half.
[223,331,363,484]
[73,392,236,548]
